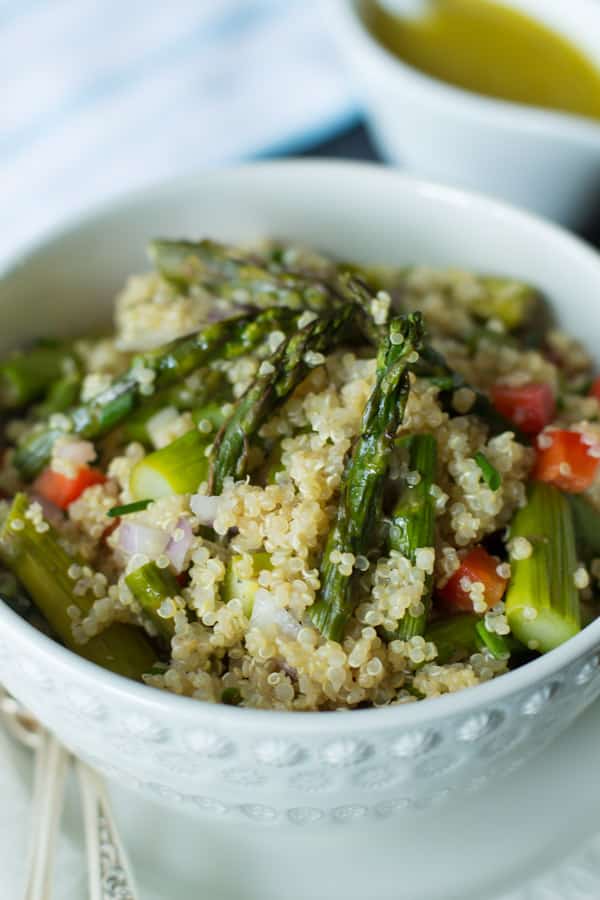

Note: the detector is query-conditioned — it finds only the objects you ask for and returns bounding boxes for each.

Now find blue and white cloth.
[1,0,357,266]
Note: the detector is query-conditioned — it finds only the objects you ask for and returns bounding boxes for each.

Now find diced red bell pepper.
[533,429,600,493]
[438,546,508,613]
[33,465,106,510]
[490,382,555,436]
[589,376,600,403]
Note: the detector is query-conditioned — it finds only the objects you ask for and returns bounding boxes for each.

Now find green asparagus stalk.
[191,401,228,435]
[0,494,157,679]
[263,437,285,485]
[337,279,525,442]
[121,369,230,445]
[14,308,299,479]
[505,482,581,652]
[388,434,438,639]
[0,569,56,638]
[424,613,480,664]
[0,343,79,409]
[418,345,526,442]
[130,429,211,500]
[425,613,518,663]
[310,313,425,641]
[149,239,338,312]
[334,274,388,346]
[473,277,538,330]
[566,494,600,564]
[33,371,82,419]
[125,562,180,640]
[209,306,355,494]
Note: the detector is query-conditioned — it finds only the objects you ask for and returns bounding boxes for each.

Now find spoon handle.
[24,733,70,900]
[76,760,140,900]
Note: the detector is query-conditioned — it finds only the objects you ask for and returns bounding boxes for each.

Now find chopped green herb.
[475,620,511,659]
[107,499,152,518]
[474,451,501,491]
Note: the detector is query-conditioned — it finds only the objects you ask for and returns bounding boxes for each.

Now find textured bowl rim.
[2,158,600,733]
[332,0,600,148]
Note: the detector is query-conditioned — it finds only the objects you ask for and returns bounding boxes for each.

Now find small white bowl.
[2,161,600,828]
[330,0,600,226]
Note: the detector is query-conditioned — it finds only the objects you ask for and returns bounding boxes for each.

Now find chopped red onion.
[118,521,169,558]
[190,493,220,527]
[29,493,64,527]
[54,439,96,466]
[250,592,300,639]
[165,517,193,573]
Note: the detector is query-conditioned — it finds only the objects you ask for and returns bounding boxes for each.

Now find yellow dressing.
[364,0,600,122]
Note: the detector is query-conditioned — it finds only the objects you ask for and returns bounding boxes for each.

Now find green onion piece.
[505,482,580,653]
[107,499,152,518]
[475,619,511,659]
[474,451,502,491]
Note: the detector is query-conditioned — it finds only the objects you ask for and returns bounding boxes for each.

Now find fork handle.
[24,734,69,900]
[76,760,139,900]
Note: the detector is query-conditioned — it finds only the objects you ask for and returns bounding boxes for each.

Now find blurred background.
[1,0,359,265]
[4,0,600,265]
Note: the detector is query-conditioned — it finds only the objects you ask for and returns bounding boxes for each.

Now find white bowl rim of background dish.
[334,0,600,149]
[1,158,600,735]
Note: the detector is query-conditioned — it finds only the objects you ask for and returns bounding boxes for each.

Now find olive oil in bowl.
[364,0,600,122]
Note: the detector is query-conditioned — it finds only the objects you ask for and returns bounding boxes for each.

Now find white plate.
[3,699,600,899]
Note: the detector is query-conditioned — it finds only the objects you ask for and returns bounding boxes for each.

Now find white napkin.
[0,0,356,268]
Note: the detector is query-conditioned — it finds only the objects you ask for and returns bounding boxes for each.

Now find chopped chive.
[474,451,501,491]
[475,620,511,659]
[107,499,152,518]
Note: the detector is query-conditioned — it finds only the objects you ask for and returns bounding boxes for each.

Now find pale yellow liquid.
[364,0,600,122]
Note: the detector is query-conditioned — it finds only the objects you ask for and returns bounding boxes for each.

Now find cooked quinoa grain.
[0,237,596,709]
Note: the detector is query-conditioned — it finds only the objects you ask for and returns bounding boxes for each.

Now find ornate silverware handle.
[1,688,139,900]
[76,760,140,900]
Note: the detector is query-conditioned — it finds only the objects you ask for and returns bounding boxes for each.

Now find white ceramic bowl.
[1,161,600,829]
[329,0,600,226]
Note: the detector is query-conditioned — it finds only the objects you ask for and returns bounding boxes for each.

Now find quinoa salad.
[1,237,599,711]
